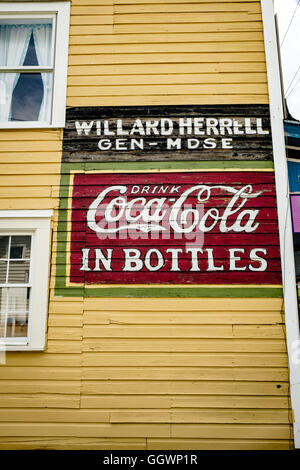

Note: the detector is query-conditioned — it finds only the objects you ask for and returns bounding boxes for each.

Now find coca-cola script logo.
[69,171,281,285]
[87,184,261,236]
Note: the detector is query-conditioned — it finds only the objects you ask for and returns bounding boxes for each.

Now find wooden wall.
[0,0,293,450]
[67,0,269,106]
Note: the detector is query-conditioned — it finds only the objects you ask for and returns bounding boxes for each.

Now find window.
[0,2,70,128]
[0,211,52,350]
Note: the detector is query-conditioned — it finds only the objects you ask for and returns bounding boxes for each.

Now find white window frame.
[0,2,70,128]
[0,210,52,351]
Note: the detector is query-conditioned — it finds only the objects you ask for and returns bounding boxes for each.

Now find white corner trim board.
[261,0,300,449]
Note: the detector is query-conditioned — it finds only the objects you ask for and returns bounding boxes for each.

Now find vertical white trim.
[261,0,300,449]
[51,1,70,127]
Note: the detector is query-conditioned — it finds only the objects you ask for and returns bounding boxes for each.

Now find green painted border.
[55,160,283,298]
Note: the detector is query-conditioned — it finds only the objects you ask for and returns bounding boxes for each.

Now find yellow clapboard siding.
[70,15,113,25]
[68,52,266,66]
[0,176,59,186]
[0,187,51,198]
[47,327,83,341]
[0,437,290,451]
[70,13,261,26]
[68,62,267,76]
[3,353,80,367]
[80,395,289,409]
[83,298,283,311]
[68,31,265,45]
[113,13,262,25]
[148,439,291,450]
[72,0,113,4]
[68,73,267,86]
[0,395,80,409]
[114,3,261,14]
[48,315,83,328]
[83,311,283,325]
[71,22,263,36]
[49,301,83,314]
[71,3,261,16]
[2,422,289,441]
[82,324,284,339]
[82,338,287,353]
[82,352,288,367]
[0,130,61,140]
[0,423,171,438]
[67,83,268,97]
[0,367,81,380]
[171,424,291,439]
[69,41,265,54]
[70,25,114,35]
[0,141,61,152]
[0,153,61,164]
[0,410,110,423]
[81,395,172,409]
[172,396,290,409]
[0,199,57,210]
[0,381,80,394]
[0,438,147,450]
[67,93,270,105]
[0,164,60,175]
[46,340,82,354]
[70,94,269,106]
[81,381,289,396]
[81,367,288,382]
[110,409,289,424]
[74,0,258,4]
[71,5,113,15]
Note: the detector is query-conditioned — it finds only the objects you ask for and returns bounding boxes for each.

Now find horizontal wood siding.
[67,0,269,106]
[0,0,293,451]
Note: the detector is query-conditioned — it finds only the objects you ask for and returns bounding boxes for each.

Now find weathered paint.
[0,0,293,450]
[63,170,282,287]
[63,104,272,162]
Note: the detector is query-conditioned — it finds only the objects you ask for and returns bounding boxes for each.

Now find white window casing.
[0,2,70,128]
[0,210,52,351]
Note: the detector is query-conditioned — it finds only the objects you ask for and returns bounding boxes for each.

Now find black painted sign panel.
[63,104,272,163]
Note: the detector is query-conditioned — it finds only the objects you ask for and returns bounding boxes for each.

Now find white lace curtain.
[0,23,52,122]
[33,25,52,122]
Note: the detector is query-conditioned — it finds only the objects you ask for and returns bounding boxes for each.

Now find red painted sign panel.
[69,171,281,285]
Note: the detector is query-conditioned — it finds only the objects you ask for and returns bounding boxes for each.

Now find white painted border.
[0,211,52,351]
[261,0,300,449]
[0,1,70,128]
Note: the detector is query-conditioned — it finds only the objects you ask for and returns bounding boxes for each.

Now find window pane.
[10,236,31,259]
[0,237,9,259]
[0,72,53,122]
[0,287,29,338]
[11,73,45,122]
[0,22,53,67]
[8,260,30,284]
[0,20,53,123]
[23,32,39,66]
[0,261,7,283]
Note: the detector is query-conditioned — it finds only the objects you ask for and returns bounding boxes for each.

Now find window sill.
[1,342,46,352]
[0,121,65,129]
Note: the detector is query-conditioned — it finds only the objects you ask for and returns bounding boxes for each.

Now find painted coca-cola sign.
[66,170,281,286]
